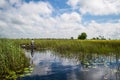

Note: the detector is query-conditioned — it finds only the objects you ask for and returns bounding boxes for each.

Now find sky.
[0,0,120,39]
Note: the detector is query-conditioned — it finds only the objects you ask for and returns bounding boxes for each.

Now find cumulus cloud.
[67,0,120,15]
[20,1,53,16]
[60,12,81,23]
[0,0,54,38]
[67,0,80,8]
[83,21,120,39]
[0,0,120,39]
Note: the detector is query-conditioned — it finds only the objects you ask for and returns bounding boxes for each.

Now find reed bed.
[1,39,120,79]
[15,39,120,54]
[0,39,29,79]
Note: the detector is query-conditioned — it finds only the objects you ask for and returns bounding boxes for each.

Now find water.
[19,50,120,80]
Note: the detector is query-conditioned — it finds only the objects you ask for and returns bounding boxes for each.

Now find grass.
[14,39,120,54]
[1,38,120,79]
[0,38,29,79]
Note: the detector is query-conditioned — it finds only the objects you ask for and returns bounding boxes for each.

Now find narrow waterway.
[19,50,120,80]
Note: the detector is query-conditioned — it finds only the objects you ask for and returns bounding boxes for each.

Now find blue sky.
[24,0,69,9]
[23,0,120,23]
[0,0,120,39]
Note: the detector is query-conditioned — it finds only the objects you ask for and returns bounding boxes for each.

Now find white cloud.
[0,0,22,10]
[0,1,54,38]
[83,21,120,39]
[0,0,9,9]
[9,0,21,4]
[20,1,53,16]
[67,0,120,15]
[60,12,81,23]
[0,0,6,7]
[0,0,120,39]
[67,0,80,8]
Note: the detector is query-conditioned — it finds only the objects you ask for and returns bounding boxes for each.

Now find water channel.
[19,50,120,80]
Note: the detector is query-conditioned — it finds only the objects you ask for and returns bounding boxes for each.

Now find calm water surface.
[20,50,120,80]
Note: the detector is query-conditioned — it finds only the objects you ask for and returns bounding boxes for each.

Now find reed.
[1,38,120,79]
[0,38,29,79]
[15,39,120,54]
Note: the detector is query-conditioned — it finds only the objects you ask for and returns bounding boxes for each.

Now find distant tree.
[101,36,106,40]
[96,37,99,40]
[92,37,96,40]
[91,35,107,40]
[71,37,74,40]
[78,32,87,40]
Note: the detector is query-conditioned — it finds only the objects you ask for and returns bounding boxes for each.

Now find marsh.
[19,50,120,80]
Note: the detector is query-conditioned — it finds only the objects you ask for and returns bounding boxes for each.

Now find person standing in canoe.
[31,39,34,57]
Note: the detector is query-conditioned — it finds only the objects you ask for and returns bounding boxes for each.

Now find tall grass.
[1,39,119,79]
[0,39,29,79]
[14,39,120,54]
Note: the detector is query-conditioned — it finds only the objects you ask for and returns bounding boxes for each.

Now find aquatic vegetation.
[1,38,120,79]
[0,38,29,79]
[20,50,120,80]
[15,39,120,54]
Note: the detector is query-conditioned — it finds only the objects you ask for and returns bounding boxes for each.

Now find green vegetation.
[15,39,120,54]
[0,39,29,79]
[0,38,120,79]
[78,32,87,40]
[92,35,106,40]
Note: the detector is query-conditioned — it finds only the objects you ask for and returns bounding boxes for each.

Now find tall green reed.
[14,39,120,54]
[0,39,29,79]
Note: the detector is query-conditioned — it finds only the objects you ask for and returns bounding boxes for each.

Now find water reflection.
[21,50,120,80]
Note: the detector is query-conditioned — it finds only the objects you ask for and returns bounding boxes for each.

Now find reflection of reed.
[30,51,34,65]
[118,66,120,79]
[24,49,120,80]
[31,39,34,57]
[31,49,34,57]
[116,54,120,80]
[30,39,34,65]
[103,54,120,80]
[68,52,120,80]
